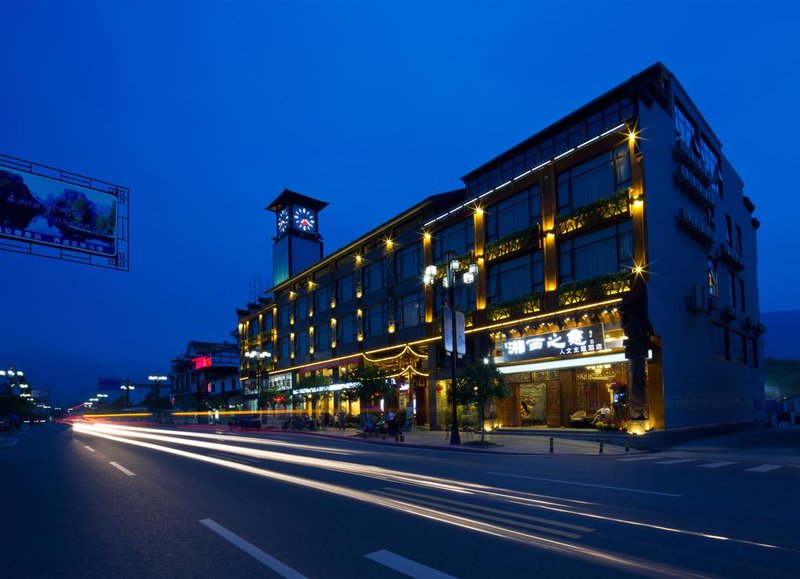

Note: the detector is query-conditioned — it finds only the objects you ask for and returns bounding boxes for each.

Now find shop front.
[494,322,631,429]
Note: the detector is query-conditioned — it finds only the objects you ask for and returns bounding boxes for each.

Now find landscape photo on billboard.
[0,164,118,256]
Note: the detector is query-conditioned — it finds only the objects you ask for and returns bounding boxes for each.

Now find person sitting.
[592,405,611,425]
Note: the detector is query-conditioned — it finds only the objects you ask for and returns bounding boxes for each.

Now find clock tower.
[267,189,328,287]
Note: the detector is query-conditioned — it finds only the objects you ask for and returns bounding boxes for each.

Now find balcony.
[557,271,632,307]
[555,190,630,236]
[717,242,745,271]
[484,225,540,263]
[485,292,542,322]
[676,208,715,249]
[674,139,712,186]
[674,166,715,210]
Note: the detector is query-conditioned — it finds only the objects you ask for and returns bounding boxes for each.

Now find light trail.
[72,423,708,578]
[73,422,796,556]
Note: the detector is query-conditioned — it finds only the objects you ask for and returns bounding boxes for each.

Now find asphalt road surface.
[1,422,798,578]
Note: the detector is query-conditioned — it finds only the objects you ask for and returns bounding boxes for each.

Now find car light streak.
[71,424,707,578]
[73,423,795,555]
[77,422,357,456]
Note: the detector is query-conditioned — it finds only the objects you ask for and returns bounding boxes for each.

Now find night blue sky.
[2,0,797,405]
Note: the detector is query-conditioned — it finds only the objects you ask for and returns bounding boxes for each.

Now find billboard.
[0,153,129,271]
[501,323,606,362]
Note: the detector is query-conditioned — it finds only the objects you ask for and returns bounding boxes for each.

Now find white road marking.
[365,549,457,579]
[488,472,681,497]
[747,464,782,473]
[617,455,661,462]
[84,446,96,452]
[698,461,736,469]
[200,519,307,579]
[109,461,135,476]
[654,459,695,465]
[1,438,19,447]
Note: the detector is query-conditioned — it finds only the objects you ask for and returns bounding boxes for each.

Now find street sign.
[442,306,453,352]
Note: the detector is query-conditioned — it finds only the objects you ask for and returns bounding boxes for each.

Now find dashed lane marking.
[84,446,96,452]
[697,461,736,469]
[200,519,307,579]
[616,455,662,462]
[109,461,135,476]
[653,459,696,465]
[365,549,457,579]
[746,464,782,473]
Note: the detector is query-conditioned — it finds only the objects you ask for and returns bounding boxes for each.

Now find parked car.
[228,416,262,430]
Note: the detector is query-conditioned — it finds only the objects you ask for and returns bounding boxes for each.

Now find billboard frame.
[0,152,129,271]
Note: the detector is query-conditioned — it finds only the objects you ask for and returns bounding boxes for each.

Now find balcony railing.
[484,225,540,263]
[557,271,632,307]
[555,190,630,236]
[674,165,715,210]
[676,208,715,249]
[674,139,712,186]
[717,242,745,271]
[485,292,542,321]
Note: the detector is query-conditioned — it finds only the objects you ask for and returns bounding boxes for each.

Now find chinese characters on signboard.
[501,324,606,362]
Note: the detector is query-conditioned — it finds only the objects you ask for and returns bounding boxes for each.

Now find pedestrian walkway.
[296,426,636,455]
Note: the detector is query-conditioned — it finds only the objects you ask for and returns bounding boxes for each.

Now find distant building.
[170,341,240,410]
[237,62,764,437]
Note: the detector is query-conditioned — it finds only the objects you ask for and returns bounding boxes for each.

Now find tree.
[451,360,510,442]
[342,364,394,424]
[295,374,331,417]
[765,358,800,399]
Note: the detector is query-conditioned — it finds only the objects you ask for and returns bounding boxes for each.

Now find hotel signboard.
[501,324,606,363]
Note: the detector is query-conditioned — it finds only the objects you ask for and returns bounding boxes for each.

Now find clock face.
[293,206,316,233]
[277,208,289,234]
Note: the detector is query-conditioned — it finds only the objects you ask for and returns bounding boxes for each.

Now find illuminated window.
[707,259,719,297]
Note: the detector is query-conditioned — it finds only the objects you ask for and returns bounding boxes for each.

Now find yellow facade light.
[423,231,431,241]
[385,238,394,251]
[355,254,362,265]
[475,206,484,216]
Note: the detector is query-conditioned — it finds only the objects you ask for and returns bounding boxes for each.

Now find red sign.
[193,356,212,370]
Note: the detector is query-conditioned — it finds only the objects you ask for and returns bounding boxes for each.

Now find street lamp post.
[120,380,135,407]
[245,349,272,411]
[148,374,169,401]
[424,252,478,445]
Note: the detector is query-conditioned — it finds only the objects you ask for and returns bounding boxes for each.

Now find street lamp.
[148,374,169,400]
[120,381,135,407]
[245,349,272,411]
[423,252,478,445]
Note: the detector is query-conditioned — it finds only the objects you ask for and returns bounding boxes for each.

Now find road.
[1,422,798,578]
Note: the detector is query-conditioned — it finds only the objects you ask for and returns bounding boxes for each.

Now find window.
[557,146,630,215]
[278,305,290,327]
[317,325,331,350]
[248,319,259,338]
[559,221,633,284]
[363,261,384,294]
[707,259,719,297]
[296,331,309,355]
[338,314,356,345]
[364,304,387,338]
[395,242,422,281]
[486,185,541,242]
[711,323,729,360]
[316,285,330,313]
[736,225,743,255]
[296,296,308,321]
[337,274,356,304]
[395,291,423,330]
[739,279,746,313]
[262,313,274,334]
[699,137,721,197]
[435,219,474,262]
[434,283,475,315]
[729,273,737,308]
[731,331,747,365]
[725,214,733,247]
[751,338,759,368]
[278,336,290,361]
[487,252,543,304]
[674,102,696,150]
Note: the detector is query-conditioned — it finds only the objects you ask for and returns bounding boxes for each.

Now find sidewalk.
[282,426,636,455]
[657,425,800,465]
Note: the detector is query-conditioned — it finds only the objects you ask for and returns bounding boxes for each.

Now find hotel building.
[237,63,764,436]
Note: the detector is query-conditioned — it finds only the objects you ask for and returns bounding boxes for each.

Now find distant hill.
[761,310,800,360]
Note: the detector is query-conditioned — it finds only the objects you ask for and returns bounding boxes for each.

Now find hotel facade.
[237,63,764,436]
